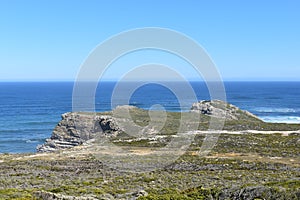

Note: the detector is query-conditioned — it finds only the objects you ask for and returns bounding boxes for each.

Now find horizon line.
[0,80,300,83]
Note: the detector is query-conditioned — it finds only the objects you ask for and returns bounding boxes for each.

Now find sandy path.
[188,130,300,136]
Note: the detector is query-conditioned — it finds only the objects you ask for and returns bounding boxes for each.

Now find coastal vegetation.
[0,101,299,199]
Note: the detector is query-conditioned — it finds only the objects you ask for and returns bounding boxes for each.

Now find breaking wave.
[260,116,300,124]
[253,107,299,113]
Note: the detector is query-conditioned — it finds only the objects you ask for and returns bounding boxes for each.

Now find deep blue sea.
[0,82,300,153]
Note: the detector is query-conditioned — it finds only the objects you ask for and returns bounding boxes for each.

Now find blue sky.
[0,0,299,81]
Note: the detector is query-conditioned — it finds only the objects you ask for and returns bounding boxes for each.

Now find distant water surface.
[0,81,299,153]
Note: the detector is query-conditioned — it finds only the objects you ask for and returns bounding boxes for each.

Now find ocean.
[0,81,299,153]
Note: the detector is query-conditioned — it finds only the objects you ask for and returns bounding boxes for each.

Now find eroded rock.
[191,100,261,121]
[37,113,121,153]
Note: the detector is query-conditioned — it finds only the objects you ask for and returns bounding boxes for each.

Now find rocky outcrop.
[218,186,295,200]
[34,190,148,200]
[191,100,261,121]
[34,191,98,200]
[37,113,121,153]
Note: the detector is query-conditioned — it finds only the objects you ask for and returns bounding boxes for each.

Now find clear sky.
[0,0,299,81]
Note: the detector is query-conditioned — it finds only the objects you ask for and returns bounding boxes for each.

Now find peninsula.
[0,100,299,199]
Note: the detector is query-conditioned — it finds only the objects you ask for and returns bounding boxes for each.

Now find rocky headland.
[37,100,299,153]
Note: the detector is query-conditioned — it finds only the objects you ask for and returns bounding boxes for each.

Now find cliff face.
[37,113,121,152]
